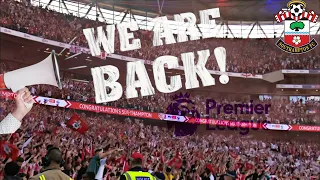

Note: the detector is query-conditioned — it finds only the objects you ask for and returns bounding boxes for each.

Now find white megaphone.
[0,50,62,92]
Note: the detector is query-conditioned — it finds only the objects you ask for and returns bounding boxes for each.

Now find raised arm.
[99,148,123,159]
[0,88,34,135]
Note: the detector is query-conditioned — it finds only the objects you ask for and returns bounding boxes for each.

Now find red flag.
[66,114,89,134]
[206,164,214,173]
[0,141,19,161]
[167,152,182,169]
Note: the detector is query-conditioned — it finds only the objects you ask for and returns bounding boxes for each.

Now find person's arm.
[22,155,34,168]
[28,164,36,178]
[154,161,160,172]
[14,132,28,146]
[0,113,21,134]
[0,88,33,135]
[99,148,122,159]
[175,172,180,180]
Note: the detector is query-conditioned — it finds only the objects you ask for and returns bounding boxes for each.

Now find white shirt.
[0,113,21,135]
[271,143,277,150]
[95,158,107,180]
[201,175,215,180]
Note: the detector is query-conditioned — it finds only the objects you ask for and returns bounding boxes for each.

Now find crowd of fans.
[0,61,319,179]
[1,0,320,74]
[0,97,320,180]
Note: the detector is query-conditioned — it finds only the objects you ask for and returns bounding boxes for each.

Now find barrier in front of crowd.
[282,70,320,74]
[1,90,319,132]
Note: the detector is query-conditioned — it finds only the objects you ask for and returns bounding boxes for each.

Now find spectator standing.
[29,147,71,180]
[86,148,122,177]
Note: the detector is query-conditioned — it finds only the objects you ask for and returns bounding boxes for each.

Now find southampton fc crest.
[72,121,81,129]
[275,0,318,53]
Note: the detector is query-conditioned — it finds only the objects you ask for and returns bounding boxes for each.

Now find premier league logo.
[275,0,318,53]
[166,92,200,137]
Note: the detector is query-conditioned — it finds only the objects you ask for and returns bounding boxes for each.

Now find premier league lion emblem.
[166,92,200,137]
[275,0,318,53]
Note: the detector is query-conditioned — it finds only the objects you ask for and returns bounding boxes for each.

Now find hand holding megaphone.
[0,50,62,108]
[11,88,34,121]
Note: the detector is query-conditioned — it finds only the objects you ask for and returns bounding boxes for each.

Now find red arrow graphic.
[33,96,38,103]
[288,125,292,131]
[184,116,189,122]
[65,101,72,108]
[263,123,267,129]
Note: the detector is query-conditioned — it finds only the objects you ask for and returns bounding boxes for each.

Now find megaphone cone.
[1,50,62,92]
